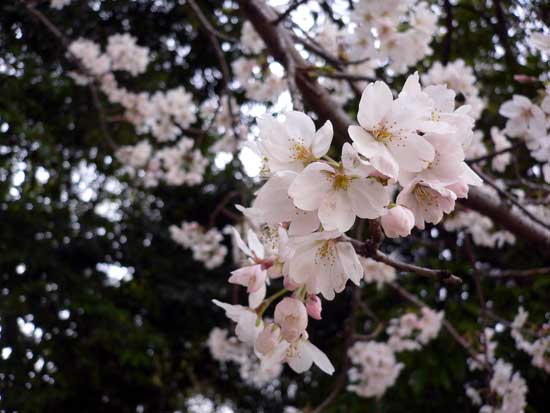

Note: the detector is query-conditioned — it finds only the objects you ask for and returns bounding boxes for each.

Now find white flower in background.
[287,231,363,300]
[169,221,227,269]
[529,32,550,54]
[257,112,333,173]
[106,33,150,76]
[397,179,457,229]
[477,359,528,413]
[349,78,435,180]
[422,60,485,119]
[490,127,512,172]
[348,341,404,398]
[386,307,444,352]
[499,95,545,137]
[511,307,550,373]
[115,140,152,169]
[360,257,396,288]
[68,39,111,77]
[208,328,282,388]
[241,21,264,54]
[444,210,516,248]
[288,148,390,232]
[212,300,263,345]
[50,0,72,9]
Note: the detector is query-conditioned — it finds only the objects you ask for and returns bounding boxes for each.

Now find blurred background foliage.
[0,0,549,412]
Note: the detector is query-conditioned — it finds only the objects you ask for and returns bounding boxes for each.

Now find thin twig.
[467,142,523,164]
[487,266,550,278]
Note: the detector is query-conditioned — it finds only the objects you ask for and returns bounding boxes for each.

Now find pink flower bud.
[305,294,322,320]
[381,205,415,238]
[254,323,281,355]
[283,274,300,291]
[274,297,308,343]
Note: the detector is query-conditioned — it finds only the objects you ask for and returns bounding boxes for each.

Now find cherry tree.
[5,0,550,412]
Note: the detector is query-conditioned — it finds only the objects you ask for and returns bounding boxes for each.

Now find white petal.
[318,190,356,232]
[231,227,252,257]
[247,229,265,259]
[288,162,333,211]
[357,81,393,128]
[311,120,333,157]
[288,210,320,235]
[388,134,435,172]
[301,340,335,375]
[335,242,363,286]
[248,283,266,309]
[288,342,313,373]
[348,178,389,219]
[284,111,316,145]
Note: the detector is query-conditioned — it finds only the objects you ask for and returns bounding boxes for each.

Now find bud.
[381,205,415,238]
[254,322,281,355]
[305,294,322,320]
[274,297,308,343]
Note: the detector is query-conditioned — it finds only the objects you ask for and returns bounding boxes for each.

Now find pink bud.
[381,205,415,238]
[283,274,300,291]
[305,294,322,320]
[254,322,281,355]
[274,297,308,343]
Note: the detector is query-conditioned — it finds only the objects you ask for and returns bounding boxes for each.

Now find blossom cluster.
[348,307,443,398]
[170,221,227,269]
[498,91,550,183]
[213,72,481,379]
[466,359,527,413]
[207,327,281,388]
[68,35,212,187]
[422,60,485,120]
[511,307,550,373]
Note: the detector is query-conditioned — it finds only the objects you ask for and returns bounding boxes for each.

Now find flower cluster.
[213,73,480,379]
[348,307,443,398]
[170,221,227,269]
[466,359,527,413]
[498,92,550,183]
[511,307,550,373]
[207,327,282,388]
[444,210,516,248]
[347,341,403,398]
[349,0,438,74]
[386,307,444,352]
[422,60,485,119]
[69,35,211,187]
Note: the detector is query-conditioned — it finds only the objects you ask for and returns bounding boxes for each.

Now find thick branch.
[459,187,550,251]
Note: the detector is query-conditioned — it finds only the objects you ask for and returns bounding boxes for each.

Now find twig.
[346,236,462,285]
[467,142,523,164]
[487,266,550,278]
